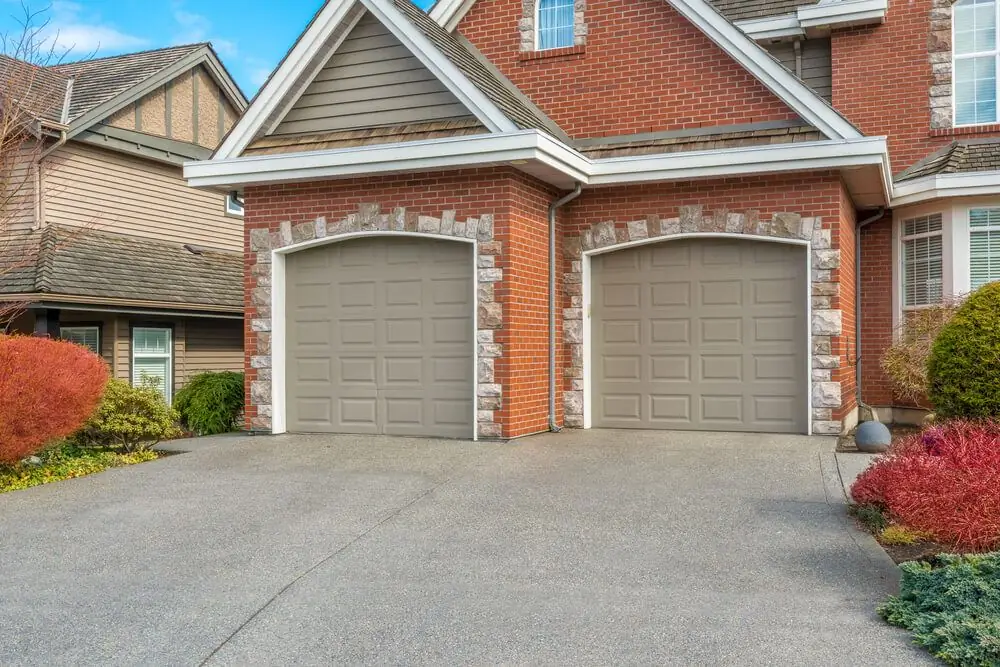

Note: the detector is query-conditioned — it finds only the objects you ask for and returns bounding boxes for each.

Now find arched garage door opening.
[588,237,809,434]
[284,235,475,438]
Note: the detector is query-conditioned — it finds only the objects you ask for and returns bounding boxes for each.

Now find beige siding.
[106,104,136,131]
[181,318,244,384]
[170,74,196,143]
[139,85,168,136]
[43,142,242,252]
[4,143,40,232]
[765,38,832,101]
[271,13,473,137]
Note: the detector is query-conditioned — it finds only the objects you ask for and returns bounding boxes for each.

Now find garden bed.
[0,442,161,494]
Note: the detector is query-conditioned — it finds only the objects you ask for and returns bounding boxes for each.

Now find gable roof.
[0,55,72,126]
[3,43,248,139]
[895,139,1000,183]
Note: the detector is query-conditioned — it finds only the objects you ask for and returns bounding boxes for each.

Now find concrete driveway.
[0,430,931,665]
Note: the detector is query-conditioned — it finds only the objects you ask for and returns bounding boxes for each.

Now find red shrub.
[851,420,1000,551]
[0,335,108,464]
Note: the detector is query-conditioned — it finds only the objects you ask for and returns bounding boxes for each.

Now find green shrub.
[850,503,889,534]
[928,282,1000,418]
[76,379,180,452]
[880,525,931,546]
[173,371,244,435]
[879,552,1000,666]
[0,441,157,493]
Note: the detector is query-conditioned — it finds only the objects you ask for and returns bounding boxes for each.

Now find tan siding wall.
[106,104,136,131]
[140,86,168,136]
[170,73,196,143]
[43,142,243,251]
[195,68,221,148]
[271,13,473,137]
[5,143,40,232]
[765,38,832,101]
[182,318,244,383]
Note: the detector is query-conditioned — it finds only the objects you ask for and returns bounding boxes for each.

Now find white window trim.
[60,326,101,355]
[534,0,575,51]
[226,193,245,217]
[952,0,1000,128]
[132,327,173,404]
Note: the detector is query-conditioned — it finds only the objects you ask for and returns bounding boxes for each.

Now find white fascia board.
[589,136,890,186]
[361,0,517,134]
[214,0,358,160]
[669,0,861,140]
[891,172,1000,207]
[735,14,804,40]
[186,131,589,188]
[797,0,887,28]
[429,0,475,31]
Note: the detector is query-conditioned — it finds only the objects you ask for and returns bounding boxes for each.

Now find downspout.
[855,206,886,418]
[548,182,583,432]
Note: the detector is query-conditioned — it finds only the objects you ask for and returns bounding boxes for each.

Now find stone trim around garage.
[519,0,587,51]
[245,203,504,439]
[561,206,845,436]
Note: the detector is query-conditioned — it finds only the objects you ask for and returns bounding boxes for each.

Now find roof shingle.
[895,139,1000,182]
[708,0,818,22]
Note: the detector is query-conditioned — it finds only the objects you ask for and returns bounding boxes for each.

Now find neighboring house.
[184,0,987,440]
[1,44,248,403]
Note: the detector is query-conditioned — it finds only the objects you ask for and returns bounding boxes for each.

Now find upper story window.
[901,213,944,307]
[226,193,244,217]
[536,0,575,50]
[954,0,999,126]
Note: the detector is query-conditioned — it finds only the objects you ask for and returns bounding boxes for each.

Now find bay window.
[901,214,944,307]
[970,207,1000,288]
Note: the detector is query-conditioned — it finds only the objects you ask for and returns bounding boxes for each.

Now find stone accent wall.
[245,203,503,439]
[928,0,953,130]
[519,0,587,51]
[561,206,845,436]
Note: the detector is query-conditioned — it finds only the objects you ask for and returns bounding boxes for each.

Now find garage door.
[592,238,807,433]
[286,236,474,437]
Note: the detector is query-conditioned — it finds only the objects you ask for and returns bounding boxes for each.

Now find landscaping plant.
[928,282,1000,419]
[879,552,1000,666]
[173,371,244,436]
[76,378,181,452]
[0,441,156,493]
[0,335,108,464]
[851,421,1000,552]
[881,301,958,404]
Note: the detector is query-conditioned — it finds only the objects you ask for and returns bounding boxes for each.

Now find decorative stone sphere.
[855,421,891,453]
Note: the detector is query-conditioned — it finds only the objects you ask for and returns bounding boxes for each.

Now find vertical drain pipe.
[548,183,583,432]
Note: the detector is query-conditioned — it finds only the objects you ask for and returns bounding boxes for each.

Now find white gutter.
[736,0,887,40]
[186,130,890,195]
[891,171,1000,207]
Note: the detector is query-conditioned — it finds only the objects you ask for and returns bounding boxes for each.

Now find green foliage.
[850,503,889,534]
[0,441,157,493]
[928,282,1000,418]
[76,379,180,452]
[880,525,931,546]
[879,552,1000,666]
[173,371,244,436]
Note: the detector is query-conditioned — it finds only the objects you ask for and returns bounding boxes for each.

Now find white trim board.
[270,231,479,440]
[214,0,516,161]
[580,233,813,435]
[187,130,891,201]
[735,0,888,40]
[892,172,1000,207]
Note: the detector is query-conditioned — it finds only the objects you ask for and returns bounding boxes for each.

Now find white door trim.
[581,232,813,434]
[271,230,479,440]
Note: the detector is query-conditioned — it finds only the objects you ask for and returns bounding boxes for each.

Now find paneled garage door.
[592,238,807,433]
[286,236,474,438]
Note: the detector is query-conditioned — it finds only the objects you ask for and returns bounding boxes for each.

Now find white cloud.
[248,67,271,88]
[44,1,148,57]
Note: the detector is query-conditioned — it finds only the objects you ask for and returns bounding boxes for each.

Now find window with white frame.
[132,327,172,403]
[902,214,945,307]
[969,207,1000,288]
[954,0,999,126]
[226,193,244,217]
[60,326,100,356]
[536,0,574,50]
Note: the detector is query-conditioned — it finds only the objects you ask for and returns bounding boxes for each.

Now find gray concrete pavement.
[0,430,930,665]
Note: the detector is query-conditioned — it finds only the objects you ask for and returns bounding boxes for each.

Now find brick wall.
[457,0,798,138]
[859,215,894,406]
[834,183,858,422]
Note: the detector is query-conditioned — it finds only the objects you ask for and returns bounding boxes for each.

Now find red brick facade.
[457,0,798,138]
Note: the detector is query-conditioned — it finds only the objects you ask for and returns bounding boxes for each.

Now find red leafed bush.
[851,420,1000,551]
[0,335,108,464]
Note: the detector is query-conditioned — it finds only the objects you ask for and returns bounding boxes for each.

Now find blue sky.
[0,0,434,97]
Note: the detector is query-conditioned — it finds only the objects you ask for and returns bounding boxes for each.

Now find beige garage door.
[592,238,807,433]
[286,236,474,438]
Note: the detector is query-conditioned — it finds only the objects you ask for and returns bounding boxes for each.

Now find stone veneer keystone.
[561,206,845,436]
[245,203,503,438]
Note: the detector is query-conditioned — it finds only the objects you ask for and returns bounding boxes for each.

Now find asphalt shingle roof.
[0,226,242,311]
[0,55,71,124]
[895,139,1000,182]
[709,0,818,22]
[50,44,205,122]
